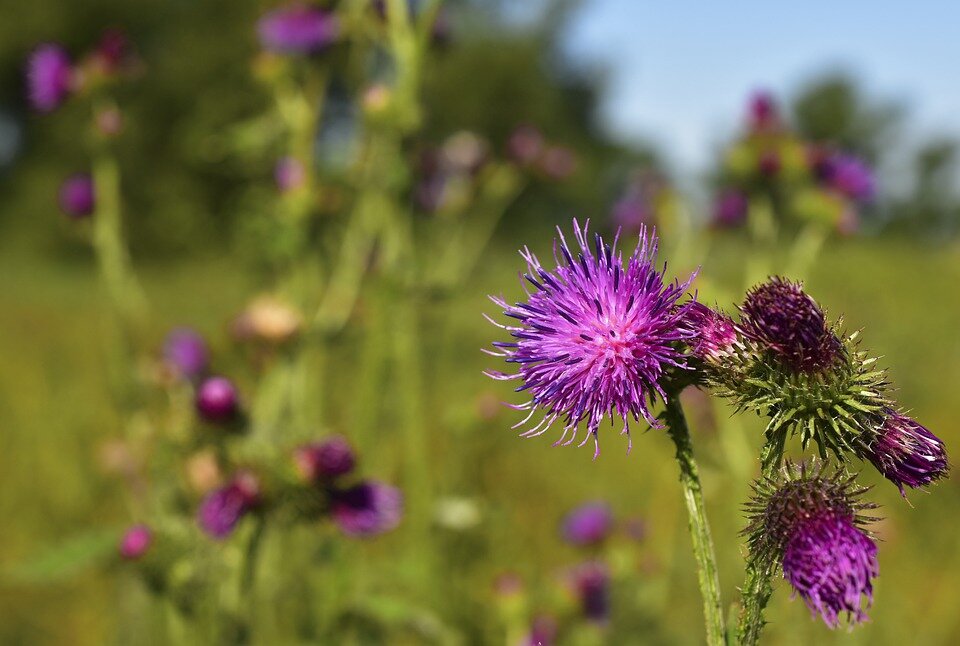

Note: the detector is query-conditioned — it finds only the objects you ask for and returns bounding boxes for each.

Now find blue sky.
[563,0,960,176]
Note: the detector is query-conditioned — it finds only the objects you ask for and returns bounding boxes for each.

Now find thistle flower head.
[561,502,613,546]
[830,154,875,204]
[684,302,738,362]
[860,409,948,495]
[485,220,697,457]
[257,5,339,55]
[196,376,240,423]
[568,561,610,623]
[331,481,403,537]
[119,524,152,560]
[58,174,95,219]
[293,435,356,482]
[739,277,842,374]
[163,327,209,380]
[26,44,73,112]
[745,461,879,628]
[197,472,260,539]
[712,189,748,228]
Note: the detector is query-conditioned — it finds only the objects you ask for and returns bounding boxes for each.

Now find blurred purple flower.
[331,481,403,537]
[611,191,653,233]
[570,561,610,623]
[485,220,696,457]
[539,145,577,180]
[196,376,240,423]
[830,154,875,204]
[507,124,544,166]
[58,174,95,219]
[758,150,780,178]
[519,615,557,646]
[712,190,748,228]
[197,472,260,539]
[561,502,613,546]
[257,5,339,55]
[294,435,356,482]
[119,524,152,560]
[748,90,779,131]
[163,327,209,380]
[92,28,133,75]
[861,409,948,495]
[26,44,73,112]
[275,156,307,193]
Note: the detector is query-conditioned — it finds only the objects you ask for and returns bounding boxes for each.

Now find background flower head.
[257,5,339,55]
[26,44,73,112]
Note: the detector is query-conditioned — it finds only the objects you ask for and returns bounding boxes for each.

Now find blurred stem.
[744,196,777,289]
[785,222,829,279]
[662,396,725,646]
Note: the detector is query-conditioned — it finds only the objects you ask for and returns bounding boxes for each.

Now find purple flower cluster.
[197,472,260,539]
[561,502,613,546]
[257,5,339,55]
[862,409,948,495]
[163,327,209,380]
[486,220,696,457]
[26,44,73,113]
[739,277,842,373]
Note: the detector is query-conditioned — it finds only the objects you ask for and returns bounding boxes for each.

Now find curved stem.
[662,396,726,646]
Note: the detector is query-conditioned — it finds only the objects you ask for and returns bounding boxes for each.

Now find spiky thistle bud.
[744,461,880,628]
[683,302,738,362]
[859,409,948,495]
[711,278,889,468]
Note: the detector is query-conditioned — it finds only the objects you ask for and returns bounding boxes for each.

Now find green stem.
[662,396,726,646]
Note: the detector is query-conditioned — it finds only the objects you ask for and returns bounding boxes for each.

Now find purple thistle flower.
[684,302,738,362]
[331,480,403,537]
[712,190,748,228]
[748,90,778,131]
[118,524,152,560]
[275,156,307,193]
[861,410,948,495]
[197,473,260,539]
[758,150,781,178]
[195,376,240,423]
[783,514,879,628]
[485,220,696,457]
[293,435,356,482]
[520,615,557,646]
[745,461,879,628]
[257,4,339,55]
[569,561,610,623]
[739,277,842,373]
[163,327,209,380]
[561,502,613,546]
[507,124,544,166]
[611,191,654,233]
[26,44,73,113]
[58,174,95,219]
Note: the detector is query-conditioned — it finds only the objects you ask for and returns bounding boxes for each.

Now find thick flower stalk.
[743,461,880,633]
[484,219,696,458]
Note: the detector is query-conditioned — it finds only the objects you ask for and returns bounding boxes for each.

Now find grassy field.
[2,229,959,644]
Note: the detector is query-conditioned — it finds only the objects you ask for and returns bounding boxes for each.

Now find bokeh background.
[2,1,959,644]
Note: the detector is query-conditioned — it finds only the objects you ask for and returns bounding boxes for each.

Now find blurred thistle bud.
[434,496,482,531]
[88,28,136,77]
[257,4,339,55]
[361,83,393,119]
[561,502,613,547]
[185,449,223,495]
[197,471,260,539]
[441,130,488,176]
[26,43,74,113]
[539,145,577,180]
[507,124,544,166]
[757,150,781,178]
[711,189,748,228]
[95,106,124,137]
[744,461,879,628]
[119,524,153,560]
[520,615,557,646]
[293,435,356,482]
[858,409,948,495]
[567,561,610,623]
[493,571,526,599]
[58,173,95,219]
[195,376,240,423]
[274,156,307,193]
[331,480,403,537]
[830,153,875,204]
[683,302,738,363]
[163,327,209,381]
[747,90,779,132]
[233,296,302,345]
